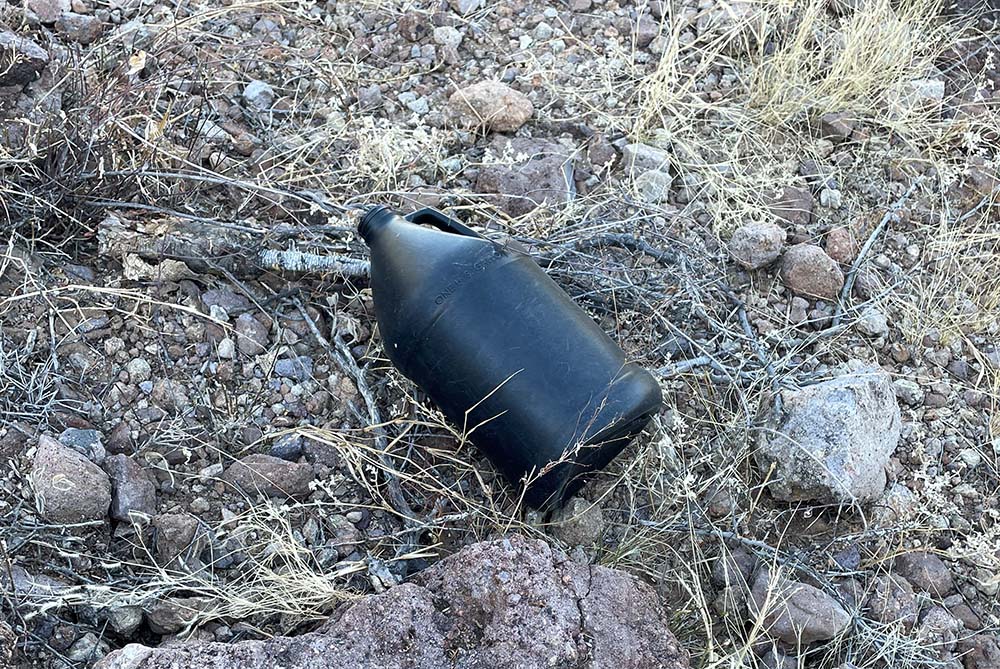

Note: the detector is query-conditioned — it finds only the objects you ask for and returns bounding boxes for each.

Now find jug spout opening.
[358,205,396,244]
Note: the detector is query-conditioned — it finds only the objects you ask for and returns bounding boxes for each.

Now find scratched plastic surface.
[359,206,662,509]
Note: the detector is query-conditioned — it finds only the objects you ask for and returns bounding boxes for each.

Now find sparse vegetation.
[1,0,998,667]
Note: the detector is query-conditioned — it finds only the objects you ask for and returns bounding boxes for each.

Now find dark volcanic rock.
[96,535,689,669]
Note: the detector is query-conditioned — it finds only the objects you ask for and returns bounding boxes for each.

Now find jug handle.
[405,207,484,239]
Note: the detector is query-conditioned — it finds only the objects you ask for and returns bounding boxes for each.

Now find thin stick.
[832,179,923,327]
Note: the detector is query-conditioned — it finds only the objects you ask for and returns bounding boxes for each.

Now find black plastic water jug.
[358,206,662,509]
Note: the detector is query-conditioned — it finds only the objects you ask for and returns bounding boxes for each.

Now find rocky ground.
[1,0,999,667]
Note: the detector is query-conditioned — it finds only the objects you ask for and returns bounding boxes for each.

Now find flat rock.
[447,81,533,132]
[767,186,813,227]
[476,137,574,215]
[549,497,605,546]
[55,12,103,44]
[779,243,845,299]
[749,566,850,644]
[727,222,785,269]
[896,552,956,597]
[104,454,157,521]
[223,454,314,498]
[757,361,901,503]
[0,31,50,87]
[96,535,689,669]
[31,435,111,523]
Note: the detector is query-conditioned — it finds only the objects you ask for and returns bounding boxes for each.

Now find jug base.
[524,407,659,510]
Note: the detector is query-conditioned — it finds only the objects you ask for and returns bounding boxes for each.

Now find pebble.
[223,454,314,498]
[856,308,889,338]
[234,313,268,356]
[104,454,157,522]
[126,357,152,383]
[243,79,275,110]
[58,428,105,464]
[217,337,236,359]
[896,551,955,597]
[893,379,925,406]
[727,221,785,269]
[432,26,462,49]
[550,497,604,546]
[0,31,50,87]
[274,356,314,381]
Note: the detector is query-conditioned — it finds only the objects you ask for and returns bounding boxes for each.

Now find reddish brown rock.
[825,226,858,264]
[223,454,314,498]
[779,244,845,300]
[96,536,689,669]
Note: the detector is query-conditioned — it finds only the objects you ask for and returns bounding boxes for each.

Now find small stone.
[634,169,673,203]
[274,355,313,381]
[856,308,889,338]
[819,112,854,141]
[749,567,850,644]
[622,143,671,175]
[432,26,462,49]
[915,606,962,655]
[727,222,785,269]
[357,84,382,109]
[397,91,429,115]
[448,0,482,14]
[145,596,214,634]
[152,513,201,564]
[243,80,275,110]
[150,378,190,412]
[345,510,365,524]
[634,15,659,47]
[104,454,157,522]
[957,448,982,468]
[31,435,111,523]
[0,31,50,87]
[896,552,955,597]
[768,186,814,227]
[788,296,809,324]
[126,357,152,383]
[825,226,857,264]
[957,635,1000,669]
[269,434,303,461]
[550,497,604,546]
[223,454,314,498]
[886,76,946,118]
[326,514,363,558]
[819,188,843,208]
[55,12,103,44]
[66,632,109,663]
[234,313,268,356]
[872,483,918,525]
[217,337,235,359]
[202,288,251,313]
[893,379,924,405]
[448,81,533,132]
[571,0,592,10]
[866,574,918,629]
[58,428,105,464]
[105,605,143,636]
[779,244,845,300]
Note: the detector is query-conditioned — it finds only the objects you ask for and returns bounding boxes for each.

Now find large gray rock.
[757,362,901,504]
[749,567,851,644]
[31,435,111,523]
[96,535,689,669]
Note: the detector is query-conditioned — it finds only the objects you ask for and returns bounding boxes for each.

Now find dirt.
[1,0,999,667]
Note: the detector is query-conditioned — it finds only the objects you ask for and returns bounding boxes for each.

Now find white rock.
[757,361,901,504]
[634,169,673,203]
[432,26,462,49]
[857,308,889,337]
[243,79,275,110]
[217,337,235,359]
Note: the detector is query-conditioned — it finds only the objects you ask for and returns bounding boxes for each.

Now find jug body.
[360,206,661,508]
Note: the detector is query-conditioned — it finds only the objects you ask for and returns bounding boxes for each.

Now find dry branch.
[97,213,369,279]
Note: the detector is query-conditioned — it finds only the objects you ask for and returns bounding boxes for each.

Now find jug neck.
[358,205,397,243]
